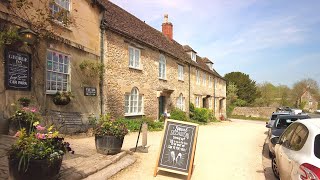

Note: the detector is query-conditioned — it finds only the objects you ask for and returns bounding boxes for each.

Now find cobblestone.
[0,135,16,180]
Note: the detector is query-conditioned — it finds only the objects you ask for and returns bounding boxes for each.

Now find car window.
[289,124,309,151]
[271,115,277,120]
[279,123,299,148]
[315,134,320,159]
[276,118,298,129]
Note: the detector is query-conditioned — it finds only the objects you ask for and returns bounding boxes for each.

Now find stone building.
[0,0,105,134]
[299,89,319,112]
[102,1,226,120]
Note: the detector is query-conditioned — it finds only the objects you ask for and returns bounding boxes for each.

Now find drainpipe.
[213,77,216,117]
[188,64,191,117]
[100,14,106,115]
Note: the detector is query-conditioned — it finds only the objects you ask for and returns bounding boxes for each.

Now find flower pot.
[53,96,71,105]
[95,135,124,155]
[8,157,63,180]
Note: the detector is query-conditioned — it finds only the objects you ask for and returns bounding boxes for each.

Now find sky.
[110,0,320,87]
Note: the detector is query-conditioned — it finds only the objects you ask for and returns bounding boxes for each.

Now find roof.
[183,45,196,53]
[297,118,320,129]
[102,1,225,79]
[196,55,224,79]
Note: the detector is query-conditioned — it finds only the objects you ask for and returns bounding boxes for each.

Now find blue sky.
[111,0,320,87]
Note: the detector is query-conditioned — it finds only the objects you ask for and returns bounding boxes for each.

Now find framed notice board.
[154,119,199,180]
[4,50,32,91]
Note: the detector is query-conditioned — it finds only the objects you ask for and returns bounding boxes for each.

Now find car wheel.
[271,157,280,179]
[268,150,274,158]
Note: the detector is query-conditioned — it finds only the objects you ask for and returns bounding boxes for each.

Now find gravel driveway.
[110,120,266,180]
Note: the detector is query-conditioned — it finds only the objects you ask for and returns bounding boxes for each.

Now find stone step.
[83,154,136,180]
[59,151,130,180]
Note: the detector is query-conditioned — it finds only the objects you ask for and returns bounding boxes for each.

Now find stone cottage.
[0,0,106,134]
[299,89,319,112]
[101,1,226,120]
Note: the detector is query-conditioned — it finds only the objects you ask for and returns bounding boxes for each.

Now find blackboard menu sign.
[154,119,199,180]
[84,87,97,96]
[4,50,31,91]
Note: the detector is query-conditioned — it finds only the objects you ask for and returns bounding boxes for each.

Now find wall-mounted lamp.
[18,28,37,45]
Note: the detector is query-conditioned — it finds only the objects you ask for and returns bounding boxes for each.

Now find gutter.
[213,77,216,117]
[188,64,191,118]
[100,13,107,115]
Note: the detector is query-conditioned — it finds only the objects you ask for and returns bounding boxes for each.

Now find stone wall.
[104,31,190,120]
[232,107,276,119]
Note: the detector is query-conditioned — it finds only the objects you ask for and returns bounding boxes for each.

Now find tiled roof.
[183,45,196,53]
[102,1,224,79]
[196,56,223,78]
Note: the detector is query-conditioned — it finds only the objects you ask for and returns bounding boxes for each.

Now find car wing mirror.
[270,136,280,145]
[266,124,271,128]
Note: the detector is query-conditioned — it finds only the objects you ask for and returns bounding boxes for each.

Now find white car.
[272,118,320,180]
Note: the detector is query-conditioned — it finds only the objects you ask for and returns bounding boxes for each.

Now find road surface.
[110,120,267,180]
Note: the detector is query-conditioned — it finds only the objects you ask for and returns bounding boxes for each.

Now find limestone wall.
[232,107,276,119]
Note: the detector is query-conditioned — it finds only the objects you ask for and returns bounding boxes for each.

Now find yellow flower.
[48,125,54,132]
[33,121,40,126]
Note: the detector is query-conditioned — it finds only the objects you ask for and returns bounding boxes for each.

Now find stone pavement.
[0,135,136,180]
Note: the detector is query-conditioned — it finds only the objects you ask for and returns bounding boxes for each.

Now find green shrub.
[189,103,195,119]
[227,105,235,117]
[170,108,189,121]
[192,108,210,123]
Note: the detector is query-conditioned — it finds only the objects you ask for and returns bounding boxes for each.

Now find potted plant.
[8,122,66,180]
[17,97,31,107]
[93,114,128,155]
[52,91,73,105]
[9,106,42,135]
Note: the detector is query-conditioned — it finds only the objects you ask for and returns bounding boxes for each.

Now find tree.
[226,82,238,106]
[277,85,292,107]
[256,82,277,107]
[224,72,260,104]
[291,78,320,107]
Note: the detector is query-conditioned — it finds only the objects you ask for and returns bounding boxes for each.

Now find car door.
[277,123,298,180]
[285,124,309,179]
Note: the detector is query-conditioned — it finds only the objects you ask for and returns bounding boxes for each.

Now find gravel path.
[110,120,266,180]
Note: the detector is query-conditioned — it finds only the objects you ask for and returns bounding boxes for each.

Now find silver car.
[272,118,320,179]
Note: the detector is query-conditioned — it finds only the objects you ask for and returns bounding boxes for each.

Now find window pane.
[51,81,57,90]
[46,81,51,90]
[47,51,52,60]
[63,74,68,82]
[57,74,63,81]
[64,56,69,64]
[47,61,53,70]
[64,65,68,73]
[135,49,139,67]
[63,83,67,91]
[47,72,51,80]
[51,72,57,81]
[53,62,58,72]
[57,82,62,91]
[59,64,64,73]
[129,48,134,66]
[59,54,63,63]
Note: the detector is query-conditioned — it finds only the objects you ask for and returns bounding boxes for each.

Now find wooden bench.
[47,110,85,134]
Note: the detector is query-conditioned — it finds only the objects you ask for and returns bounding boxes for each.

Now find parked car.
[271,118,320,179]
[266,112,291,128]
[266,114,311,157]
[291,108,303,115]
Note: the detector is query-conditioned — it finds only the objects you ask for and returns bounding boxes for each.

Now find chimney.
[162,14,173,40]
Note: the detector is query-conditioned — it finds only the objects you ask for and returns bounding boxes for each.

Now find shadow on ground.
[262,138,278,180]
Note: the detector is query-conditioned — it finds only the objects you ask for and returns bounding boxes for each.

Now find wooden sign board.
[4,50,31,91]
[154,119,199,180]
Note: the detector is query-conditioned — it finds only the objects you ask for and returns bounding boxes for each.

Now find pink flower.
[30,107,37,113]
[14,131,20,137]
[22,107,29,111]
[36,133,46,139]
[36,125,45,131]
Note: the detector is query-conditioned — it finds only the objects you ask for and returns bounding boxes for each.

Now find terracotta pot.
[8,157,63,180]
[95,135,124,155]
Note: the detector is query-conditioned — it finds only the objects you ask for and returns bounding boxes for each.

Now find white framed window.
[49,0,71,24]
[159,54,166,79]
[129,46,141,69]
[209,98,212,109]
[176,93,185,111]
[191,52,196,61]
[209,76,213,88]
[178,64,184,81]
[196,69,200,85]
[203,73,206,86]
[195,96,201,108]
[46,50,70,94]
[125,87,143,116]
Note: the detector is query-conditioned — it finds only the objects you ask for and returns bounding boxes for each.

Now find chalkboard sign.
[84,87,97,96]
[4,50,31,91]
[154,119,199,180]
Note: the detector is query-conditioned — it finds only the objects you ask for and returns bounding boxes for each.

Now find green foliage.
[170,108,189,121]
[189,103,195,119]
[227,104,235,117]
[299,101,307,110]
[227,82,238,105]
[257,82,277,107]
[233,99,247,107]
[79,60,105,79]
[224,72,260,104]
[117,117,164,132]
[0,26,21,47]
[192,108,213,123]
[93,114,129,137]
[8,126,65,172]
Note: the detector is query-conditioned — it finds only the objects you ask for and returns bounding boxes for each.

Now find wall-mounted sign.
[4,50,31,91]
[154,119,199,180]
[84,87,97,96]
